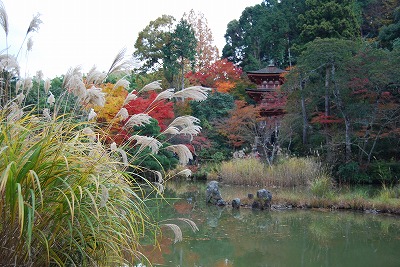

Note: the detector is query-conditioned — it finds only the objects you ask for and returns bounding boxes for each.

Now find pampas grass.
[0,1,8,36]
[0,3,206,264]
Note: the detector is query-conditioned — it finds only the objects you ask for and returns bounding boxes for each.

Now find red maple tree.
[185,58,242,93]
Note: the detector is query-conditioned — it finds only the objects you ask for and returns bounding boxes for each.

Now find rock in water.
[252,189,272,210]
[232,198,241,209]
[206,181,225,206]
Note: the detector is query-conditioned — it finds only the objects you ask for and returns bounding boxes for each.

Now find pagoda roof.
[247,64,286,75]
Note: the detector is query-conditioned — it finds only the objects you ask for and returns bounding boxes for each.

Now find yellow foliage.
[95,83,128,124]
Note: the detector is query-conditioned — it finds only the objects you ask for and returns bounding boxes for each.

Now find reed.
[218,156,328,188]
[218,158,268,186]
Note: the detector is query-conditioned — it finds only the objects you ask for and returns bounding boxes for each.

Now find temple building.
[245,62,287,117]
[245,62,288,161]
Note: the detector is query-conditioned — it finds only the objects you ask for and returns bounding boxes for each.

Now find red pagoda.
[245,62,287,117]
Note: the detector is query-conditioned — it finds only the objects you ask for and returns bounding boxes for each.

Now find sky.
[1,0,262,79]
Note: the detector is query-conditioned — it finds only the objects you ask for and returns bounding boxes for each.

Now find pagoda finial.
[268,59,274,66]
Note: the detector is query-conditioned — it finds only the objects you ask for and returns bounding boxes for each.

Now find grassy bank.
[210,157,400,215]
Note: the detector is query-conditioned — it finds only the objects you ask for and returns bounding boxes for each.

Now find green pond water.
[144,182,400,267]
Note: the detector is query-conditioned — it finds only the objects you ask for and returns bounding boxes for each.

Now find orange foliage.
[215,80,235,93]
[217,100,261,148]
[186,58,242,93]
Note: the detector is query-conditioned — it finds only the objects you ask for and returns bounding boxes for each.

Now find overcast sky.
[1,0,262,78]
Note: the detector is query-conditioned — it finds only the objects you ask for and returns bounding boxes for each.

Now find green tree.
[165,19,197,90]
[284,38,358,162]
[298,0,361,43]
[133,15,175,72]
[379,7,400,49]
[358,0,399,39]
[222,1,306,71]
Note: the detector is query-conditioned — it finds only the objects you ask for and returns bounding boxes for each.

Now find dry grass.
[218,158,268,186]
[218,156,329,188]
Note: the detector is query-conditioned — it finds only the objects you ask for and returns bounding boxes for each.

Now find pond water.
[142,181,400,267]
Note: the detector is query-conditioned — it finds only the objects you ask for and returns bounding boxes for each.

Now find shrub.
[337,161,371,184]
[309,174,335,198]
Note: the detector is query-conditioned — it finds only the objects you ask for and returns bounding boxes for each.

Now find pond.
[142,181,400,267]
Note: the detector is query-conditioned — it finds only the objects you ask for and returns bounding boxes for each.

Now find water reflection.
[144,182,400,267]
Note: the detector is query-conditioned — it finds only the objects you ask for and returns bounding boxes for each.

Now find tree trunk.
[324,65,332,161]
[324,66,330,117]
[181,57,185,90]
[299,77,308,145]
[331,63,352,162]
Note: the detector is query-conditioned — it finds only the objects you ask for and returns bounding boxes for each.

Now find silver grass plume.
[176,168,192,178]
[27,13,42,34]
[88,108,97,121]
[129,135,162,154]
[43,108,51,121]
[154,170,163,183]
[0,54,20,74]
[23,77,33,95]
[67,75,86,99]
[15,80,23,94]
[0,0,8,36]
[62,66,82,89]
[36,70,43,82]
[163,115,201,138]
[82,127,96,141]
[27,37,33,51]
[86,66,106,85]
[7,103,23,122]
[124,113,152,129]
[154,182,165,194]
[113,78,130,90]
[107,48,130,76]
[153,88,175,102]
[162,126,180,135]
[175,218,199,232]
[165,144,193,165]
[110,142,128,166]
[15,93,24,105]
[116,107,129,121]
[123,92,137,106]
[44,78,51,94]
[140,80,162,92]
[168,115,200,128]
[162,224,182,243]
[179,125,202,140]
[160,218,199,243]
[46,91,55,105]
[173,86,211,101]
[82,85,106,107]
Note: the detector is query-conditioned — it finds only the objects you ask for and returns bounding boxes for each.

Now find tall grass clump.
[218,158,268,186]
[0,111,151,266]
[218,156,329,188]
[0,2,206,265]
[269,156,328,187]
[309,174,335,198]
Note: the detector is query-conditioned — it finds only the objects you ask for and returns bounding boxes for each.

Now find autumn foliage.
[124,91,175,131]
[216,100,261,148]
[186,59,242,93]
